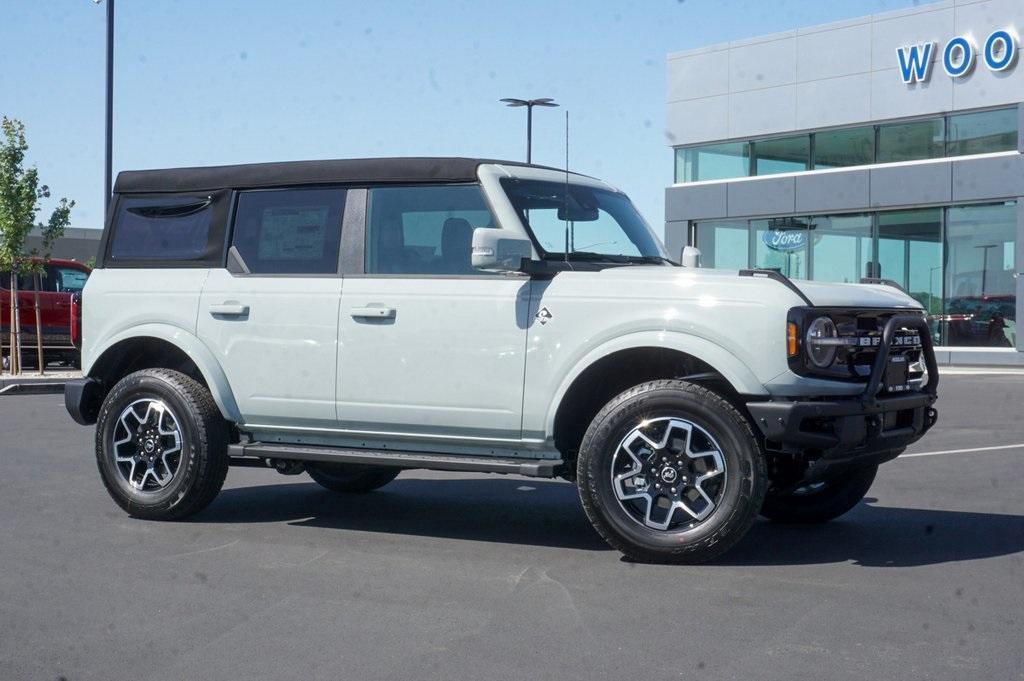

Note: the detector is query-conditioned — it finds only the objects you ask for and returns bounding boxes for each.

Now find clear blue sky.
[2,0,920,237]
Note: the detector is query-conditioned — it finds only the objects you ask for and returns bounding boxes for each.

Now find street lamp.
[974,244,998,295]
[93,0,114,214]
[499,97,558,164]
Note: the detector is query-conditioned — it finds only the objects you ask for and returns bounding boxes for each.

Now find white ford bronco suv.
[65,157,939,563]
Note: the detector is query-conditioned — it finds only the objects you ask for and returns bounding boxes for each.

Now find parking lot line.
[900,442,1024,459]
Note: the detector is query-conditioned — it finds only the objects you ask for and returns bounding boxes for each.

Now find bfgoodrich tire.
[577,380,767,564]
[307,464,400,493]
[760,465,877,524]
[95,369,229,520]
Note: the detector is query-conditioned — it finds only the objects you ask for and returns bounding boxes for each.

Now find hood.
[794,279,922,309]
[593,266,923,309]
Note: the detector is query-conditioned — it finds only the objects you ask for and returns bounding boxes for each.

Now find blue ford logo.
[762,229,806,252]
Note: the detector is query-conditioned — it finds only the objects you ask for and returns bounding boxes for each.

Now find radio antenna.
[563,110,572,263]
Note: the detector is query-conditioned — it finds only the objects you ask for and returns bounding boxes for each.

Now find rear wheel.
[307,464,400,493]
[577,380,766,564]
[760,464,877,524]
[96,369,229,520]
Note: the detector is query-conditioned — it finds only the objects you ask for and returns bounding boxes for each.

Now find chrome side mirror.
[680,246,702,268]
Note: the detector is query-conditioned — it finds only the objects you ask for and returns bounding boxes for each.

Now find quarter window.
[365,185,496,275]
[231,188,346,275]
[109,196,215,261]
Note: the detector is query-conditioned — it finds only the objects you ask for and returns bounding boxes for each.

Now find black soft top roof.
[113,157,557,194]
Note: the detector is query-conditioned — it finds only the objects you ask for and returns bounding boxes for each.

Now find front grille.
[830,310,925,381]
[788,307,927,382]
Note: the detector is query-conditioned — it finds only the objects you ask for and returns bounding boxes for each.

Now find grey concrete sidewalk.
[0,369,80,395]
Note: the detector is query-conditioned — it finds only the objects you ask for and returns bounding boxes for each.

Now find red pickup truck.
[1,258,91,368]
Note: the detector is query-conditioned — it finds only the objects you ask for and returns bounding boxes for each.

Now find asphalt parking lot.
[1,374,1022,681]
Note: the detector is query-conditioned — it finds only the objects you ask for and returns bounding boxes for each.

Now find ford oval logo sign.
[762,229,806,252]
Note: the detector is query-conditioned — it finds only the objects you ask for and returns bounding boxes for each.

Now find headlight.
[806,316,838,368]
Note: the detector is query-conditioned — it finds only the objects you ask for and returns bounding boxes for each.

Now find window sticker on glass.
[257,206,329,261]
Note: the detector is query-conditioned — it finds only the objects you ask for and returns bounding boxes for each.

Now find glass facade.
[753,217,807,278]
[676,142,750,183]
[692,201,1018,347]
[674,106,1018,183]
[947,108,1020,157]
[876,118,945,163]
[809,214,873,284]
[753,135,809,175]
[813,126,875,169]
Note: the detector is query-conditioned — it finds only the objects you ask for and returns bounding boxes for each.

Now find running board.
[227,442,563,478]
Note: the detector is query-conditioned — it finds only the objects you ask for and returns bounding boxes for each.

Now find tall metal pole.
[526,104,533,164]
[104,0,114,214]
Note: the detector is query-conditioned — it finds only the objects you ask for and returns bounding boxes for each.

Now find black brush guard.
[747,315,939,485]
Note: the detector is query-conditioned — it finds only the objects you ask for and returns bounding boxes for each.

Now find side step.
[227,442,563,478]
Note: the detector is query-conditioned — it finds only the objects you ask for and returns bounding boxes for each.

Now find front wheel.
[577,380,767,564]
[760,465,877,524]
[95,369,229,520]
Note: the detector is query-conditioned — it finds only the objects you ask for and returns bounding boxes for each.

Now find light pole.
[93,0,114,214]
[499,98,558,164]
[974,244,998,295]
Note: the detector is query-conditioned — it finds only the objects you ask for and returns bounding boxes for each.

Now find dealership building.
[665,0,1024,364]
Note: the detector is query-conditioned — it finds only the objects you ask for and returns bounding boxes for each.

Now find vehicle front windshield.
[500,178,668,263]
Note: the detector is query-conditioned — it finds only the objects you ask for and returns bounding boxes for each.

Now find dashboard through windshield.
[500,178,667,263]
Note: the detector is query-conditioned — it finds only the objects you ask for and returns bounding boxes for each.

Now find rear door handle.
[209,302,249,316]
[350,306,396,319]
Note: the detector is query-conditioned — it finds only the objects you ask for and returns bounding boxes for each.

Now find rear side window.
[231,188,346,275]
[107,193,226,265]
[51,266,88,293]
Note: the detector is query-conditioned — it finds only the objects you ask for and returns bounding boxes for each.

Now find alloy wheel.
[111,398,183,492]
[611,417,727,531]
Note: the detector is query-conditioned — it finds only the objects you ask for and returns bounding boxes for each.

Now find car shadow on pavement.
[203,478,1024,564]
[717,501,1024,568]
[202,476,611,552]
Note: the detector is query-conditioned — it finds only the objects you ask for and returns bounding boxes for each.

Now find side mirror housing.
[471,228,534,272]
[680,246,702,268]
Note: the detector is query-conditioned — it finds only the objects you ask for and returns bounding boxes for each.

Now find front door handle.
[209,302,249,316]
[350,306,396,319]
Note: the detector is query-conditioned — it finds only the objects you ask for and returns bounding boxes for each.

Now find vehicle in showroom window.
[65,157,939,563]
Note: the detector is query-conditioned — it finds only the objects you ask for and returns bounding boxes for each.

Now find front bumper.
[747,313,940,484]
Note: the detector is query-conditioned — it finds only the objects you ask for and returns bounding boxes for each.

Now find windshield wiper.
[628,255,676,266]
[541,252,676,266]
[542,251,632,263]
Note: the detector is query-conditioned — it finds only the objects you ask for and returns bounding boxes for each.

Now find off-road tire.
[95,368,229,520]
[307,464,400,493]
[760,464,877,524]
[577,379,767,564]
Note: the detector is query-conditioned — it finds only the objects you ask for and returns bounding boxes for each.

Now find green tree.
[0,117,74,374]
